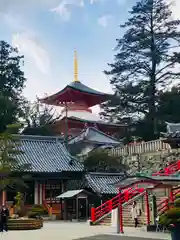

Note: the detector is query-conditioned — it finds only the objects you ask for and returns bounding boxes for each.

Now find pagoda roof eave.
[38,81,113,107]
[54,116,127,128]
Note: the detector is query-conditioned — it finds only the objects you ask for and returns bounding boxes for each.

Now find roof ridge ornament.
[73,50,79,82]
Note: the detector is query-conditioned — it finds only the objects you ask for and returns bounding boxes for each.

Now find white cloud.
[50,0,84,21]
[166,0,180,19]
[0,0,60,12]
[90,0,106,3]
[12,31,50,75]
[98,15,113,28]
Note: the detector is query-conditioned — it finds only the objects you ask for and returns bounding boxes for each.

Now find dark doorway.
[78,198,87,220]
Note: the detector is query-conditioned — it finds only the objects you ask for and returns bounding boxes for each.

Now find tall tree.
[101,0,180,140]
[22,101,60,136]
[0,124,30,194]
[0,40,26,133]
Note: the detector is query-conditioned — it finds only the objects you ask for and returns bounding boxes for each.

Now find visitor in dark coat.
[0,205,9,232]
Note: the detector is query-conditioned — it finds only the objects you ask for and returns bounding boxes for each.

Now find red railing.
[91,160,180,223]
[152,160,180,176]
[157,187,180,215]
[91,188,144,222]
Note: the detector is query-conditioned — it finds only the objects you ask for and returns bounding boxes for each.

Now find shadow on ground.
[74,234,160,240]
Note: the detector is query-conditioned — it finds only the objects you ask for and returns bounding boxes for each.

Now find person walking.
[0,204,9,232]
[131,201,140,228]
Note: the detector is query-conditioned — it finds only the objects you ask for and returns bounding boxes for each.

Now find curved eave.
[58,116,127,127]
[39,82,113,107]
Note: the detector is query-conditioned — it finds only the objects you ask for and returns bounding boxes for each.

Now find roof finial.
[74,50,79,82]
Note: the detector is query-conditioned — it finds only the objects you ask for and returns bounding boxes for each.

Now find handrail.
[157,187,180,215]
[152,160,180,176]
[91,160,180,223]
[92,190,146,225]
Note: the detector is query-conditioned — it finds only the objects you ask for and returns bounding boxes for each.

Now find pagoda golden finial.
[73,50,79,82]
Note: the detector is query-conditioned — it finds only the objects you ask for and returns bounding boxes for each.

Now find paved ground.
[0,222,170,240]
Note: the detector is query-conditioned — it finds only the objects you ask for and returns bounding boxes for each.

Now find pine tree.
[0,40,26,132]
[101,0,180,140]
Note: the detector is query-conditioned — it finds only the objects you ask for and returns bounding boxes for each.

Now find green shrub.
[27,211,42,219]
[175,198,180,207]
[159,208,180,227]
[30,204,48,215]
[175,193,180,199]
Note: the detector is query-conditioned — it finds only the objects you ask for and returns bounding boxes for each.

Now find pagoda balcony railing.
[111,139,171,156]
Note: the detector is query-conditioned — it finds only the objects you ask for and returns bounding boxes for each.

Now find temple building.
[0,134,124,220]
[68,127,121,158]
[39,51,127,138]
[162,122,180,148]
[1,135,84,207]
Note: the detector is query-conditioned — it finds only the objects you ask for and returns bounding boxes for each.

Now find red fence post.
[109,200,113,212]
[125,191,129,201]
[91,207,96,222]
[170,188,174,203]
[178,160,180,170]
[145,190,150,225]
[119,190,124,234]
[166,199,169,210]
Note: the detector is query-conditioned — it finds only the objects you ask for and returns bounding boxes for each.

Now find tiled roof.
[166,122,180,133]
[85,172,124,195]
[161,122,180,138]
[13,135,84,173]
[68,127,121,146]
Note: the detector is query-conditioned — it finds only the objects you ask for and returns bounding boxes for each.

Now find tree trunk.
[149,4,157,139]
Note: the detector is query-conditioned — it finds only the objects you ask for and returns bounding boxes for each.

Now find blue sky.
[0,0,179,111]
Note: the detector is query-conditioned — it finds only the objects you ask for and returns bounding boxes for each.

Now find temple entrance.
[24,181,34,205]
[78,198,87,220]
[57,189,92,221]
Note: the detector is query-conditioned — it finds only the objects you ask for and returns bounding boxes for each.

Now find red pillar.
[91,207,96,222]
[119,190,124,234]
[125,190,129,201]
[169,188,174,203]
[145,190,150,225]
[42,184,45,203]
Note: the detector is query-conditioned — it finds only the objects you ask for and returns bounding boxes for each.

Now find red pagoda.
[39,51,127,138]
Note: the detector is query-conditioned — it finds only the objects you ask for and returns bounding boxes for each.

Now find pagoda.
[39,51,127,138]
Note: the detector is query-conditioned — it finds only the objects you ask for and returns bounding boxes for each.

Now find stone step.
[95,187,179,227]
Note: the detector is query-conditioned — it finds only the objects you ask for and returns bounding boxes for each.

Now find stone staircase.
[98,189,169,227]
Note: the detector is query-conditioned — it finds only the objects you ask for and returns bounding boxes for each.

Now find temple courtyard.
[0,222,169,240]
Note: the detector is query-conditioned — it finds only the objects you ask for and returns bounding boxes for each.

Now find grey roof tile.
[68,127,121,146]
[85,172,123,195]
[13,135,84,173]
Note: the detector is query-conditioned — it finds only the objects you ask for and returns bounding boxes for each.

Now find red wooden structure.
[108,175,180,233]
[90,160,180,224]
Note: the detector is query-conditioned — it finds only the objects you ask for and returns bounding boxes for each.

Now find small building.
[162,122,180,148]
[1,134,84,209]
[68,127,121,157]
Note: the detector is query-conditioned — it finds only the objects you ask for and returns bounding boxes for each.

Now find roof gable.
[13,135,84,173]
[68,127,121,146]
[85,172,124,195]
